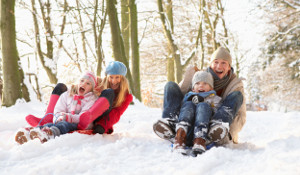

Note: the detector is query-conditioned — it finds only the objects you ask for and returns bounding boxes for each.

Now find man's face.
[210,59,231,79]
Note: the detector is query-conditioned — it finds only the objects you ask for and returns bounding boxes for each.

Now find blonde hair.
[101,75,130,107]
[70,77,103,97]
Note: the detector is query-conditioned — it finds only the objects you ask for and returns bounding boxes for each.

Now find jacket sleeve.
[53,92,68,116]
[178,66,197,95]
[96,93,133,133]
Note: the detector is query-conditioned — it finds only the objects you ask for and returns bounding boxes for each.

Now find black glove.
[92,125,105,134]
[187,95,204,104]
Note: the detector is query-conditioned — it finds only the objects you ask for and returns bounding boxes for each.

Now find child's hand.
[55,112,70,123]
[191,95,204,104]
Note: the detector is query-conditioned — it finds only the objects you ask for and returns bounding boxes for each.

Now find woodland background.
[0,0,299,111]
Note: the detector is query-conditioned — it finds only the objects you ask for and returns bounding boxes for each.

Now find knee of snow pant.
[99,88,115,107]
[178,101,195,125]
[162,81,183,120]
[213,91,243,124]
[195,102,212,124]
[52,83,68,95]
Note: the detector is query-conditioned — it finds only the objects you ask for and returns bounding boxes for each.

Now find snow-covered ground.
[0,99,299,175]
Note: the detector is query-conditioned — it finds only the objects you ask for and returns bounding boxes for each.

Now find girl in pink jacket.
[15,71,102,144]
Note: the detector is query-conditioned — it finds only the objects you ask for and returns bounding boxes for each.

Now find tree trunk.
[93,0,107,76]
[76,0,88,68]
[1,0,22,106]
[121,0,130,61]
[157,0,182,83]
[166,0,175,82]
[31,0,58,84]
[129,0,141,101]
[106,0,135,94]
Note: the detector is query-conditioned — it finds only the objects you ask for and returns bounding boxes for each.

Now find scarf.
[71,95,84,115]
[207,67,236,94]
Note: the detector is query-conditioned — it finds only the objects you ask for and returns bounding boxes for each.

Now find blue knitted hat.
[105,61,127,76]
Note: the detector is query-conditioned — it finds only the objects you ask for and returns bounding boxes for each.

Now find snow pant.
[42,121,77,137]
[211,91,243,125]
[162,81,184,123]
[177,101,212,146]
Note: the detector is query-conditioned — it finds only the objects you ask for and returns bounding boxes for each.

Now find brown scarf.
[207,67,236,96]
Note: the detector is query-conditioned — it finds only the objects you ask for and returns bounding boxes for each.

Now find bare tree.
[30,0,58,84]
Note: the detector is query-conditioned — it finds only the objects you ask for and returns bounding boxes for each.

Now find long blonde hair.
[101,75,130,107]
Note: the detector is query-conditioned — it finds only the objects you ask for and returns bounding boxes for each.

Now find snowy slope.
[0,99,300,175]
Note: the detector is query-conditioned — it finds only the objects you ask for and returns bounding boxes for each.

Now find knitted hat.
[81,71,97,88]
[211,47,232,66]
[192,71,214,89]
[105,61,127,76]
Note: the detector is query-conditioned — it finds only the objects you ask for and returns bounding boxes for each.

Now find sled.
[71,129,95,135]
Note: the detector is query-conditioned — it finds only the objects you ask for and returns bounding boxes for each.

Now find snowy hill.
[0,100,299,175]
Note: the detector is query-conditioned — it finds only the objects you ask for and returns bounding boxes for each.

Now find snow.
[1,99,300,175]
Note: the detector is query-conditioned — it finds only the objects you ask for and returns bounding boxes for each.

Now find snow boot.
[208,122,229,143]
[77,97,110,130]
[153,118,176,143]
[26,94,60,127]
[15,127,34,145]
[29,127,54,143]
[192,138,206,155]
[173,128,187,153]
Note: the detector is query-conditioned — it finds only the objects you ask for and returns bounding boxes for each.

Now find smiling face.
[77,78,93,96]
[192,81,213,93]
[108,75,121,90]
[210,59,231,79]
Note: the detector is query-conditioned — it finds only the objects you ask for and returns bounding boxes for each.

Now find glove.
[189,95,204,104]
[55,112,70,123]
[92,125,105,134]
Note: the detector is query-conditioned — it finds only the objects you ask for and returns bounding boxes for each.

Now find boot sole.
[153,120,175,143]
[30,130,48,143]
[208,125,228,143]
[15,131,28,145]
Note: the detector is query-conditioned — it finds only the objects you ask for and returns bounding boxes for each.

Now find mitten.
[92,124,105,134]
[191,95,204,104]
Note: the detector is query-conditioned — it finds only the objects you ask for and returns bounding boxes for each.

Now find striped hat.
[81,71,97,88]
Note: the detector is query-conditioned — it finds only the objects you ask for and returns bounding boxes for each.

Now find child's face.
[192,81,212,93]
[78,78,93,96]
[108,75,121,90]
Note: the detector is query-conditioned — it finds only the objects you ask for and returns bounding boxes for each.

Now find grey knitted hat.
[210,46,232,66]
[192,71,214,89]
